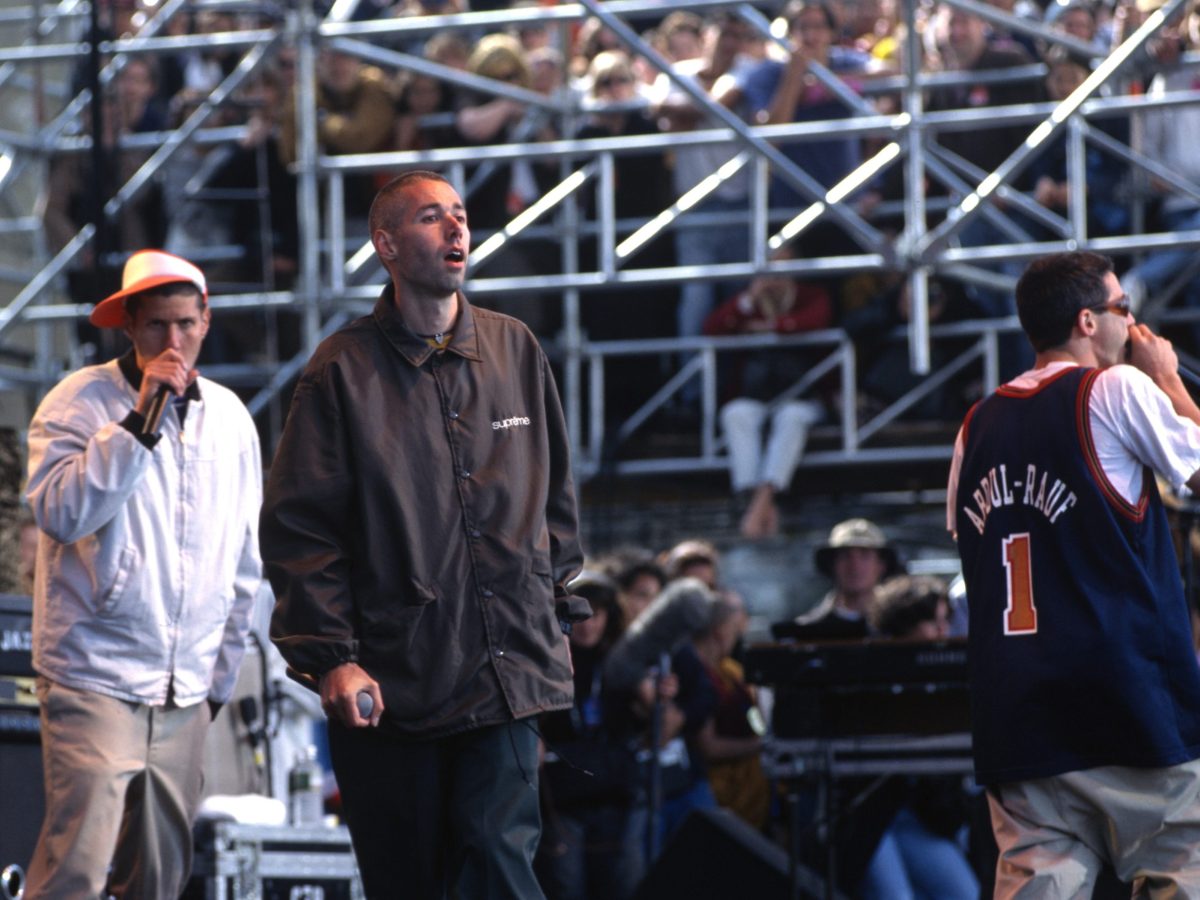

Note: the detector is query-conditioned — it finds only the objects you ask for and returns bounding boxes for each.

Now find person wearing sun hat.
[772,517,902,640]
[22,248,263,900]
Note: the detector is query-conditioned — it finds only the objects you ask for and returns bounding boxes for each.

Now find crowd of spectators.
[538,499,1200,897]
[533,521,987,899]
[535,538,758,899]
[54,0,1200,299]
[40,0,1200,540]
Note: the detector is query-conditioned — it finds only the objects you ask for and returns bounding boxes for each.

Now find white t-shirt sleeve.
[946,426,965,537]
[1090,365,1200,499]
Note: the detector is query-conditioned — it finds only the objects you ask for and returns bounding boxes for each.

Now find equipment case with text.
[185,821,364,900]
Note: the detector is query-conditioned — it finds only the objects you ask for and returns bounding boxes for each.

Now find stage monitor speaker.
[0,719,44,884]
[634,807,830,900]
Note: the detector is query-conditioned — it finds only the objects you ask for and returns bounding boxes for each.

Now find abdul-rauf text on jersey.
[961,462,1078,535]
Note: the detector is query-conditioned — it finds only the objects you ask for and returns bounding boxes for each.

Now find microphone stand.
[247,631,276,797]
[646,651,671,864]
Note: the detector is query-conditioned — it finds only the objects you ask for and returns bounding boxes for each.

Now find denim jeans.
[859,806,979,900]
[538,804,641,900]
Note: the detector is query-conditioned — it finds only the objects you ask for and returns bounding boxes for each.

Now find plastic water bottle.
[288,745,324,827]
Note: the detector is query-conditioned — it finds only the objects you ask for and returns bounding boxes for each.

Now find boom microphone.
[604,577,718,690]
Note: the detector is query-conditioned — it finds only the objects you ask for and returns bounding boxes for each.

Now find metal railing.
[0,0,1198,480]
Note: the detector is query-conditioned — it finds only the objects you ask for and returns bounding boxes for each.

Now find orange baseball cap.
[89,249,208,328]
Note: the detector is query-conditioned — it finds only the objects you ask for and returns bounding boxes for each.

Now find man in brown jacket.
[261,171,588,899]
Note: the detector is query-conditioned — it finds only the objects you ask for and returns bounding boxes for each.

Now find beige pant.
[990,759,1200,899]
[24,677,210,900]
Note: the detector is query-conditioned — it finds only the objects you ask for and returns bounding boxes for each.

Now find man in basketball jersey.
[948,250,1200,895]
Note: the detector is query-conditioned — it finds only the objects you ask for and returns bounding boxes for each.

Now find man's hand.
[319,662,383,728]
[1128,323,1180,382]
[1129,323,1200,428]
[136,349,198,417]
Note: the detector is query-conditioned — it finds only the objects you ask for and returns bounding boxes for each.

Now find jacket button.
[494,648,504,658]
[482,589,494,598]
[460,469,471,479]
[470,528,481,538]
[448,410,459,419]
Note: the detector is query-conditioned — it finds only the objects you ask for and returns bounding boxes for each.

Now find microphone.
[604,577,718,690]
[142,385,171,435]
[356,691,374,720]
[238,696,266,767]
[284,668,378,723]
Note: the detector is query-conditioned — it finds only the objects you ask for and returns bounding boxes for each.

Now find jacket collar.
[372,284,482,367]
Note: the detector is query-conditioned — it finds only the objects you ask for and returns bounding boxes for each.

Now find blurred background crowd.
[36,0,1200,536]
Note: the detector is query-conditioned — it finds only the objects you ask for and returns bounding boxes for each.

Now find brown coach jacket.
[261,287,588,739]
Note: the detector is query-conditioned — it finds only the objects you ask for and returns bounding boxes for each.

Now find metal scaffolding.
[1,0,1200,480]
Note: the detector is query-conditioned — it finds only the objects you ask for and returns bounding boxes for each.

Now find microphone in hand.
[356,691,374,720]
[142,385,171,436]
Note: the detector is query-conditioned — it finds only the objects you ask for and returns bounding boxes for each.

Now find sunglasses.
[1086,294,1132,317]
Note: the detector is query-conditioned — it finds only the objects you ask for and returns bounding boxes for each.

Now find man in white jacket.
[23,249,262,900]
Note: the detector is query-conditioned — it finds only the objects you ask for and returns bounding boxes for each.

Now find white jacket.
[25,358,262,707]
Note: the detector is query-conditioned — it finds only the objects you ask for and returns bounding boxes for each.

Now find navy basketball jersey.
[956,366,1200,784]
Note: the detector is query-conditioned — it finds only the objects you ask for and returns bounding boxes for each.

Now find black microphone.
[604,577,718,690]
[142,385,170,435]
[238,696,260,744]
[238,696,266,767]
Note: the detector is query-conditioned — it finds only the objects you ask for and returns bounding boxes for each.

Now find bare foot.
[740,485,780,539]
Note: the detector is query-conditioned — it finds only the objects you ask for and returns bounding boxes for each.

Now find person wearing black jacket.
[261,170,590,900]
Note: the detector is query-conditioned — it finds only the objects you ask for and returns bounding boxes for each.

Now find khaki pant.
[24,678,210,900]
[990,758,1200,899]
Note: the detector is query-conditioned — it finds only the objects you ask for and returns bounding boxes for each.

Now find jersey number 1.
[1002,533,1038,635]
